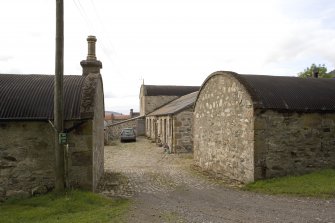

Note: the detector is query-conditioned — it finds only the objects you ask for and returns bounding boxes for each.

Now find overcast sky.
[1,0,335,114]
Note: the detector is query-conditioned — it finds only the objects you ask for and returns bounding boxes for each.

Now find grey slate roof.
[201,71,335,112]
[148,91,198,116]
[142,85,200,96]
[0,74,86,120]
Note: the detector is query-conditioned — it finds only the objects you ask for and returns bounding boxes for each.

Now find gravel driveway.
[100,137,335,223]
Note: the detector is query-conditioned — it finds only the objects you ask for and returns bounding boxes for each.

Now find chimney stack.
[312,66,319,78]
[130,109,134,118]
[80,35,102,76]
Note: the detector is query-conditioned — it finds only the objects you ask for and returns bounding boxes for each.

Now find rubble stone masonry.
[0,122,54,201]
[194,72,335,183]
[106,117,145,142]
[0,120,99,201]
[0,117,104,199]
[173,109,193,153]
[193,75,255,183]
[141,96,178,115]
[92,79,104,191]
[254,111,335,179]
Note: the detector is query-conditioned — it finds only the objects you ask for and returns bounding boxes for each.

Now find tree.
[297,63,333,78]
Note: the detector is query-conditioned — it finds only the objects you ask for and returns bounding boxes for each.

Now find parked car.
[120,128,136,142]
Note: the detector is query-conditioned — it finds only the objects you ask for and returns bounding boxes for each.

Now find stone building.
[146,92,198,153]
[193,71,335,183]
[0,36,104,200]
[105,109,140,125]
[105,116,145,143]
[104,109,143,144]
[140,84,199,116]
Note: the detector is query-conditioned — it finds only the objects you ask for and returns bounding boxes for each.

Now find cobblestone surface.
[100,137,225,197]
[99,137,335,223]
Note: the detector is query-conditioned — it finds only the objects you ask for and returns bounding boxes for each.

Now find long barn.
[0,36,104,200]
[193,71,335,183]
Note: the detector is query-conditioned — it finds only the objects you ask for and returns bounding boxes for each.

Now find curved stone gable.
[193,71,255,183]
[194,71,335,183]
[80,73,104,119]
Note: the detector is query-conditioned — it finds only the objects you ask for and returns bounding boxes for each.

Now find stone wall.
[155,116,172,148]
[92,78,104,192]
[137,117,145,136]
[106,117,145,142]
[145,116,156,139]
[0,120,97,201]
[148,109,196,153]
[173,109,193,153]
[0,122,54,201]
[140,89,145,116]
[143,95,178,115]
[254,110,335,180]
[193,74,255,183]
[146,116,157,140]
[66,120,94,190]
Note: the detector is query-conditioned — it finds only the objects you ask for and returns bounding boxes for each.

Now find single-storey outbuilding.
[0,36,104,200]
[146,91,198,153]
[193,71,335,183]
[140,84,199,116]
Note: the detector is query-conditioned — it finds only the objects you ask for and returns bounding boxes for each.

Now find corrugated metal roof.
[143,85,200,96]
[199,71,335,112]
[148,91,198,116]
[237,74,335,111]
[0,74,86,120]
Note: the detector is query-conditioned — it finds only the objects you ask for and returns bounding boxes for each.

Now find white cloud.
[0,56,13,62]
[1,0,335,113]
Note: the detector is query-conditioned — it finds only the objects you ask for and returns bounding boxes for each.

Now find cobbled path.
[100,137,228,198]
[99,137,335,223]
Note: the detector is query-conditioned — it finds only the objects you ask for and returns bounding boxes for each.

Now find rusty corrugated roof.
[148,91,198,116]
[0,74,86,120]
[143,85,200,96]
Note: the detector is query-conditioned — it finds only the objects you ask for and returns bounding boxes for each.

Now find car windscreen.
[122,129,134,134]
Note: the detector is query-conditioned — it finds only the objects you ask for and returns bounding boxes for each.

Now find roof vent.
[312,67,319,78]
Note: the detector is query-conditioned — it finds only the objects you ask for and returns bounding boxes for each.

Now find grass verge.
[0,190,130,223]
[244,169,335,198]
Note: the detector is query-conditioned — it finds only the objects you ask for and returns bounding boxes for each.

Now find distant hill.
[105,111,122,115]
[327,70,335,77]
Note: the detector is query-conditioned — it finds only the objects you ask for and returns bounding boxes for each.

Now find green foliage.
[298,63,332,78]
[0,190,130,223]
[162,211,186,223]
[244,169,335,198]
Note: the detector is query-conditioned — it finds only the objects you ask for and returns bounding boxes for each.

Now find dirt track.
[100,137,335,223]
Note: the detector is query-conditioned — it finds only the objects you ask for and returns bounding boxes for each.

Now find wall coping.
[106,115,145,127]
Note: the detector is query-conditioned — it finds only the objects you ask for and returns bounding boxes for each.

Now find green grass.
[162,211,186,223]
[244,169,335,198]
[0,190,130,223]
